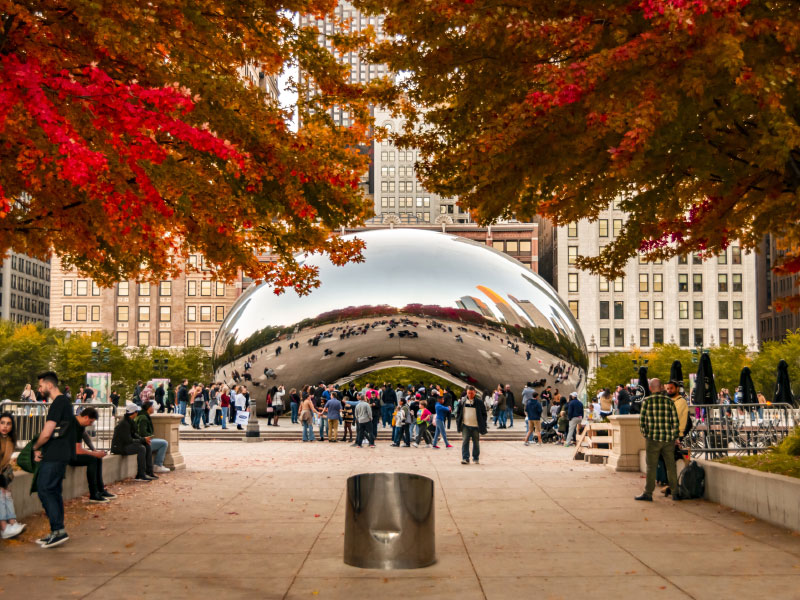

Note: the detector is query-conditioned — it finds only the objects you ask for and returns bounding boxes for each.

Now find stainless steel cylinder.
[344,472,436,569]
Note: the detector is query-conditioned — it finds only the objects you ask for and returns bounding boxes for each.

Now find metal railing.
[0,400,118,452]
[686,403,797,459]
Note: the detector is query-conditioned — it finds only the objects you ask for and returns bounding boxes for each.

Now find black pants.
[69,454,105,497]
[341,422,353,442]
[117,443,153,477]
[416,421,432,445]
[400,424,411,446]
[356,422,374,446]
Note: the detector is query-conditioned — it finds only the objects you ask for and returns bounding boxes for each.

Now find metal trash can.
[344,472,436,569]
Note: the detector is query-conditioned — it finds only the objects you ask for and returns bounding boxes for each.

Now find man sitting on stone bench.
[111,403,157,482]
[71,406,117,503]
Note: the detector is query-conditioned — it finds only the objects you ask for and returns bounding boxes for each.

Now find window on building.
[599,278,609,292]
[640,328,650,347]
[718,274,728,292]
[118,281,129,296]
[200,281,212,296]
[732,301,743,320]
[614,301,624,319]
[187,280,197,296]
[160,306,171,322]
[63,305,73,321]
[186,331,197,346]
[187,306,196,321]
[506,240,518,253]
[137,331,150,346]
[216,282,226,296]
[74,305,86,321]
[598,220,608,237]
[63,280,73,296]
[653,301,663,319]
[653,274,663,292]
[694,328,703,346]
[613,278,624,292]
[715,300,729,320]
[568,300,578,318]
[91,281,100,296]
[639,274,648,292]
[732,273,742,292]
[519,240,531,252]
[76,280,88,296]
[138,282,149,296]
[117,331,128,346]
[91,305,100,321]
[200,306,211,321]
[719,329,729,345]
[568,273,578,293]
[614,328,625,347]
[678,273,688,292]
[679,301,689,319]
[692,273,702,292]
[567,223,578,237]
[160,281,171,296]
[158,331,170,347]
[731,245,742,264]
[654,328,664,345]
[215,306,225,321]
[599,328,610,347]
[639,301,649,319]
[678,255,688,265]
[693,301,703,319]
[693,253,703,265]
[117,306,129,322]
[679,328,690,346]
[492,241,504,251]
[138,305,150,321]
[567,246,578,265]
[733,328,743,345]
[612,219,623,237]
[199,331,212,347]
[717,250,727,264]
[599,301,609,319]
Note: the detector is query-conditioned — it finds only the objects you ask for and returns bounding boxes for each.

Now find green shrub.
[775,426,800,457]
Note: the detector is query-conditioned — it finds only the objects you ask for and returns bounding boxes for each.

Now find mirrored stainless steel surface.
[213,229,587,408]
[344,472,435,569]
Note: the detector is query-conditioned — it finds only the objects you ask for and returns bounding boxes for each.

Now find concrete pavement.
[1,441,799,599]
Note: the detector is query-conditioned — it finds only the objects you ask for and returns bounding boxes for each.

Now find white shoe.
[412,442,419,448]
[524,442,530,446]
[2,522,26,539]
[153,465,170,473]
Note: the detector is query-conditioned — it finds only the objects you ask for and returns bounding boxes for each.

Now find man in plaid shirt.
[635,378,681,502]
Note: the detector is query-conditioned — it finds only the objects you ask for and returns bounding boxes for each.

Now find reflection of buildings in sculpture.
[508,295,553,332]
[475,285,525,327]
[456,296,494,320]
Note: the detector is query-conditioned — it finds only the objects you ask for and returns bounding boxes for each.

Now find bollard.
[344,472,435,569]
[245,397,262,442]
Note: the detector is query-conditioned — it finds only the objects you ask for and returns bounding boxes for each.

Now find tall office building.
[556,203,758,371]
[757,233,799,342]
[50,255,242,349]
[0,252,51,326]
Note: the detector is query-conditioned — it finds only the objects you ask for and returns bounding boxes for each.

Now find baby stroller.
[540,417,559,443]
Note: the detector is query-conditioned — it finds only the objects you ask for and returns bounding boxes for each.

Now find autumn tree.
[1,1,386,292]
[358,0,800,304]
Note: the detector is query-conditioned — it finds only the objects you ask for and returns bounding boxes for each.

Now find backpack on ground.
[677,460,705,500]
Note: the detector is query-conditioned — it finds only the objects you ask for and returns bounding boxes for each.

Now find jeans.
[290,402,299,423]
[179,400,188,424]
[356,421,375,446]
[461,426,480,461]
[644,439,678,497]
[221,406,229,429]
[302,420,315,441]
[432,419,449,447]
[619,404,631,415]
[498,410,507,427]
[505,408,514,427]
[69,454,105,497]
[150,438,168,466]
[318,416,328,440]
[381,404,394,427]
[191,404,204,428]
[0,487,17,522]
[566,417,582,445]
[37,461,67,532]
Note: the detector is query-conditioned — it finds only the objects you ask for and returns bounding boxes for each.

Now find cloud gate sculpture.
[213,229,587,412]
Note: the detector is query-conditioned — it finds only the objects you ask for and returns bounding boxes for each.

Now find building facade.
[50,255,242,349]
[757,234,799,343]
[556,207,759,370]
[0,252,51,326]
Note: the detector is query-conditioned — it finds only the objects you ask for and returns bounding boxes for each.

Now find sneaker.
[36,533,54,546]
[445,444,453,448]
[134,476,151,482]
[153,465,170,473]
[144,474,159,480]
[473,459,480,464]
[88,494,110,503]
[41,531,69,548]
[432,445,440,449]
[101,490,117,499]
[412,442,419,448]
[1,522,25,539]
[524,441,530,446]
[634,494,653,502]
[461,459,469,464]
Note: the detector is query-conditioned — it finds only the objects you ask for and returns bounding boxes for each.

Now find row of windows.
[2,312,48,326]
[8,294,50,316]
[566,270,743,293]
[63,305,225,322]
[380,212,432,222]
[10,255,49,279]
[380,197,431,208]
[63,280,226,297]
[589,300,744,321]
[116,330,215,348]
[9,274,49,298]
[380,150,415,162]
[380,166,415,177]
[380,181,421,193]
[567,244,743,266]
[491,240,533,254]
[62,305,101,322]
[597,328,743,348]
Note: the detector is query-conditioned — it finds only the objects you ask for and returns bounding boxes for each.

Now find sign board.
[235,411,250,427]
[86,372,111,404]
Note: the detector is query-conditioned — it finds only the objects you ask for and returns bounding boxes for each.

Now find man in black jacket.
[380,383,397,428]
[456,386,488,465]
[504,384,516,428]
[616,385,632,415]
[111,403,155,482]
[177,380,189,425]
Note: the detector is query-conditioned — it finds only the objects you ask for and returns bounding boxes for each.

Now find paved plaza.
[2,441,800,599]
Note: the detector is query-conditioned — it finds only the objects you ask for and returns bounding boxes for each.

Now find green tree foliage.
[751,330,800,399]
[350,367,463,397]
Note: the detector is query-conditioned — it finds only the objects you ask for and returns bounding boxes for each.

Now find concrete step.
[178,428,531,442]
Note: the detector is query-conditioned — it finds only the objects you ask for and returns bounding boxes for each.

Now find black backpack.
[677,461,705,500]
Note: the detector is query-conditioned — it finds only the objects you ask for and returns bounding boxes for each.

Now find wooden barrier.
[573,422,613,464]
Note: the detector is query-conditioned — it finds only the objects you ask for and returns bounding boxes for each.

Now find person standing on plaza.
[219,386,230,430]
[135,401,170,473]
[381,383,397,429]
[20,383,35,402]
[540,386,553,414]
[0,411,26,539]
[31,371,75,548]
[524,391,543,446]
[367,387,381,439]
[456,385,487,464]
[504,384,515,429]
[289,388,300,424]
[431,393,453,449]
[299,392,319,442]
[635,378,681,502]
[324,392,342,443]
[177,379,189,425]
[413,400,433,447]
[616,385,631,415]
[189,383,203,430]
[272,386,285,426]
[563,392,584,447]
[234,386,248,430]
[154,383,165,412]
[340,397,354,442]
[353,393,375,448]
